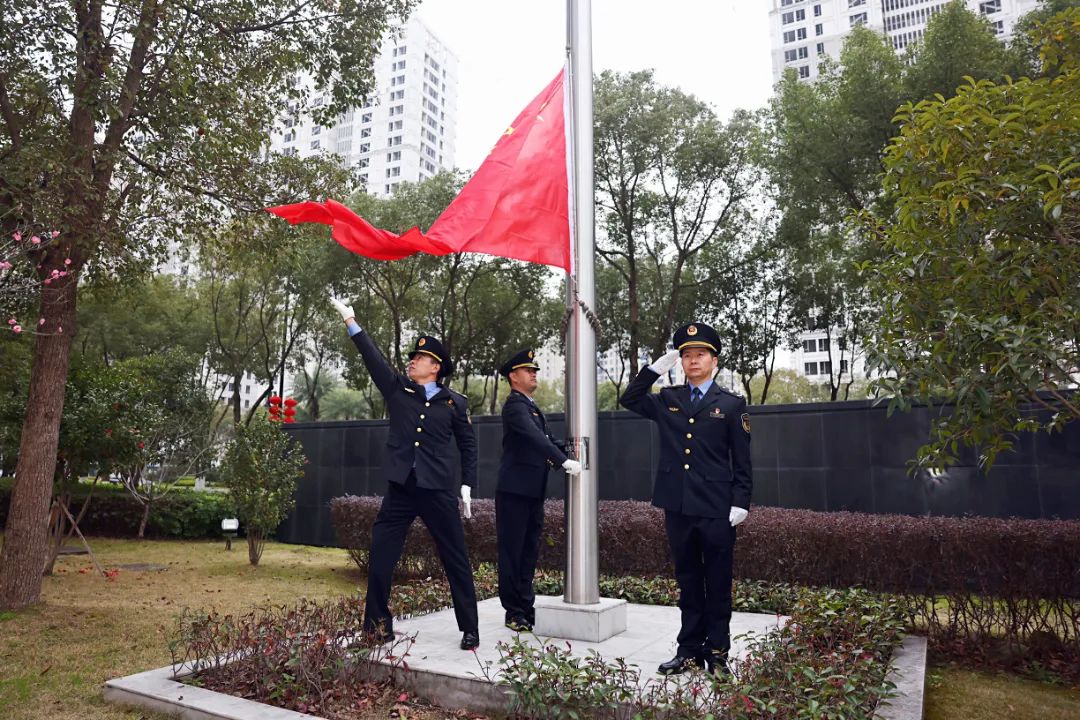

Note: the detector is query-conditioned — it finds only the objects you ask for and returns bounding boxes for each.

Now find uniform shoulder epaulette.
[662,384,686,392]
[719,387,743,399]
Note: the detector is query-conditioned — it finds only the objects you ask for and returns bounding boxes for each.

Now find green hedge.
[0,478,233,539]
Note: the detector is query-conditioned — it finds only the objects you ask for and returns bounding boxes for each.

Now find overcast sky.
[414,0,774,171]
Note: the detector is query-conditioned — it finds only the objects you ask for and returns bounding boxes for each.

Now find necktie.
[691,388,702,406]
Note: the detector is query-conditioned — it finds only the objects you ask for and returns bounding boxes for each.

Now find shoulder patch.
[741,413,751,434]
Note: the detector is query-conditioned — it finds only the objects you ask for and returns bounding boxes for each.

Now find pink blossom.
[30,236,40,245]
[12,325,21,334]
[58,271,67,277]
[0,261,10,270]
[7,318,15,325]
[44,278,51,285]
[12,232,21,242]
[51,230,60,238]
[64,258,71,266]
[57,326,62,333]
[38,318,45,326]
[51,269,59,277]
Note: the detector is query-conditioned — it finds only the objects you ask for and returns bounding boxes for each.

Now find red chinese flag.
[267,70,570,271]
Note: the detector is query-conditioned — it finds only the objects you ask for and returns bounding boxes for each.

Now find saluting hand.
[649,349,681,375]
[329,296,355,324]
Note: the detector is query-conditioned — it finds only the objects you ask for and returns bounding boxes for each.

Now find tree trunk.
[0,279,78,611]
[247,529,264,566]
[137,500,151,539]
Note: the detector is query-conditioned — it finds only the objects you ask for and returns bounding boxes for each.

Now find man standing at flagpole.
[620,322,752,675]
[329,296,480,651]
[495,349,582,631]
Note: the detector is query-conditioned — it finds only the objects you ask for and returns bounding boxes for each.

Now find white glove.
[648,349,681,375]
[329,296,355,323]
[562,459,582,476]
[460,485,472,519]
[729,506,748,527]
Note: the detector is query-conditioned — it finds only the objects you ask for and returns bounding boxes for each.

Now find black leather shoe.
[706,650,731,677]
[505,616,533,632]
[657,655,703,675]
[460,630,480,650]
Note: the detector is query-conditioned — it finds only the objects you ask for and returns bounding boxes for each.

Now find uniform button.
[684,448,691,455]
[414,441,420,447]
[420,414,426,419]
[688,418,695,424]
[683,464,690,470]
[686,433,693,439]
[416,427,422,432]
[425,402,430,407]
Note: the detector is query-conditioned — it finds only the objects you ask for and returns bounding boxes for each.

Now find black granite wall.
[278,399,1080,547]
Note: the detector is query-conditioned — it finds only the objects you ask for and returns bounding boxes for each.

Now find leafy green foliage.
[219,418,306,565]
[863,8,1080,469]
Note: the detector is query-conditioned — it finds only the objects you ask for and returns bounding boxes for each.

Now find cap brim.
[409,349,443,363]
[678,341,718,352]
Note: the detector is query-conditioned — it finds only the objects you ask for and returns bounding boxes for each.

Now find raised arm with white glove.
[460,485,472,519]
[648,349,681,375]
[329,296,355,324]
[562,459,582,476]
[729,506,748,527]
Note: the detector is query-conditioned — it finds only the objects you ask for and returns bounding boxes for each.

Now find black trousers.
[664,510,736,659]
[495,490,544,623]
[363,474,478,635]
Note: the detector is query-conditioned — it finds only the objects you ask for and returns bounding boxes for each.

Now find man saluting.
[330,297,481,651]
[620,322,752,676]
[495,349,581,631]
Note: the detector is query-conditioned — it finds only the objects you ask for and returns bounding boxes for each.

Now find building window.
[992,20,1004,34]
[798,46,809,59]
[840,359,849,373]
[848,0,865,7]
[816,23,824,35]
[979,0,1002,14]
[783,11,795,24]
[849,12,867,27]
[821,361,832,375]
[814,4,821,16]
[386,166,400,178]
[796,9,805,21]
[816,42,825,54]
[310,139,320,149]
[389,135,401,146]
[797,27,807,40]
[360,128,371,138]
[388,120,403,131]
[358,158,369,168]
[391,89,405,100]
[386,151,401,161]
[804,362,818,376]
[798,65,810,78]
[283,131,294,143]
[784,30,796,43]
[803,339,816,353]
[392,45,406,57]
[311,125,321,135]
[359,142,369,153]
[361,112,371,123]
[785,49,797,62]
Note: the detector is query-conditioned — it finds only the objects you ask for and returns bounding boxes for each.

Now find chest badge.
[447,398,455,407]
[710,407,725,419]
[668,406,680,412]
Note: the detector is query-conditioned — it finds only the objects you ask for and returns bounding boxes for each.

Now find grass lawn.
[0,535,1077,719]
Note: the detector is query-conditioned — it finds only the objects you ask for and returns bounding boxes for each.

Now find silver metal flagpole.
[564,0,599,605]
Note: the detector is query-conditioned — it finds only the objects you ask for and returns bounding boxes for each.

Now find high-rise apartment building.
[768,0,1041,84]
[270,16,458,196]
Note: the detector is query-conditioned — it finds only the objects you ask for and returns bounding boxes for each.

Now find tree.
[863,8,1080,470]
[220,417,306,566]
[1010,0,1080,77]
[0,0,411,611]
[903,0,1014,103]
[593,71,766,376]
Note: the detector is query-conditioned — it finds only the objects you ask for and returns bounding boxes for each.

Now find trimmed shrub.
[0,479,233,539]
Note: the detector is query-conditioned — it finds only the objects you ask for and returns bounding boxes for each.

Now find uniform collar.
[688,378,714,397]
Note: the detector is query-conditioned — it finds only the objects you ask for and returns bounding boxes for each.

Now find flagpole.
[564,0,599,605]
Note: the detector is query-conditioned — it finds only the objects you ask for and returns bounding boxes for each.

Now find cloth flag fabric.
[267,70,571,271]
